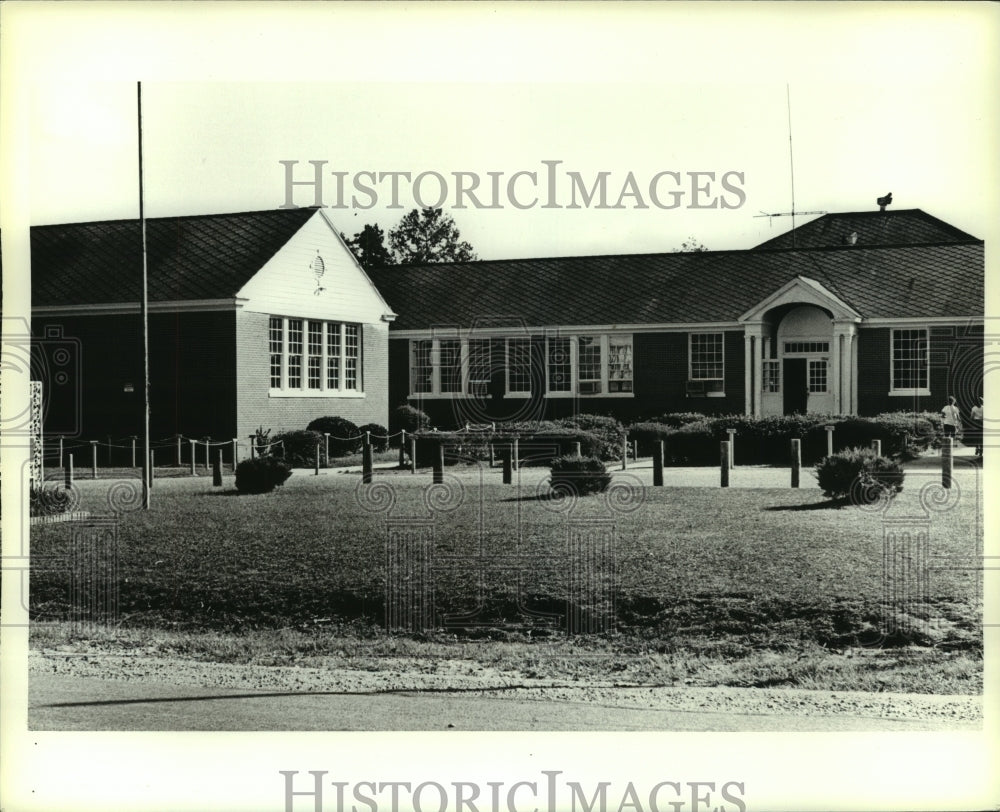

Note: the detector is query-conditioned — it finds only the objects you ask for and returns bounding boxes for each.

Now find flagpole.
[138,81,151,509]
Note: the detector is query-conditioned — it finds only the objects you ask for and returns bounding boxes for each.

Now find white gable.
[738,275,861,323]
[236,210,395,323]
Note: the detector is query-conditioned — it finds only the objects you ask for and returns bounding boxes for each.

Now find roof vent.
[877,192,893,211]
[844,231,858,246]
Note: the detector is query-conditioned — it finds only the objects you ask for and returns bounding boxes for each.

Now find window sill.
[687,392,727,398]
[269,389,365,399]
[888,389,931,397]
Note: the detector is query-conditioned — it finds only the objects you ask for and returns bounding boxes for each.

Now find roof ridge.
[31,206,320,230]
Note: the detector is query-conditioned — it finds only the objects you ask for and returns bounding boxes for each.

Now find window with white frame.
[688,332,725,395]
[608,336,633,392]
[808,359,828,393]
[891,328,929,393]
[506,337,532,395]
[577,336,602,394]
[547,337,572,393]
[412,340,433,394]
[467,338,492,396]
[268,317,362,394]
[762,360,780,393]
[439,339,462,393]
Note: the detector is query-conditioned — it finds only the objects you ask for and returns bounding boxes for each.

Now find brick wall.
[235,310,389,440]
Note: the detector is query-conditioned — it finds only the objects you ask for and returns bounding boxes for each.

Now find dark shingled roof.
[31,207,318,306]
[368,241,984,330]
[753,209,979,250]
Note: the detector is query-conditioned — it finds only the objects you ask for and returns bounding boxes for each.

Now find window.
[608,336,633,393]
[439,339,461,393]
[268,317,362,395]
[547,337,572,392]
[689,333,724,396]
[577,336,601,394]
[891,328,929,393]
[763,360,780,393]
[307,321,323,389]
[467,339,491,396]
[412,340,433,394]
[345,324,360,390]
[287,319,303,389]
[808,359,827,393]
[269,317,283,388]
[784,341,830,354]
[506,337,532,395]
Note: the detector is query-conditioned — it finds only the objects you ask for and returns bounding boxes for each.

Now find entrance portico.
[741,276,861,416]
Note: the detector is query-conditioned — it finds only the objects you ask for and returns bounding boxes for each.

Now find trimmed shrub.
[391,404,431,437]
[272,429,327,467]
[558,414,627,461]
[357,423,390,452]
[305,416,362,457]
[627,422,673,456]
[235,457,292,494]
[549,454,611,496]
[814,447,904,503]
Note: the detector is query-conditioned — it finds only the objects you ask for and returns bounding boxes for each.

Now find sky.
[21,7,1000,261]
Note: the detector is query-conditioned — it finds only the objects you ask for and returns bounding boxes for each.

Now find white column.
[744,334,753,415]
[743,322,766,417]
[832,321,858,416]
[850,331,859,413]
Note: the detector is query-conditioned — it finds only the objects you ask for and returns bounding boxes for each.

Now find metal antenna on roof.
[753,86,825,245]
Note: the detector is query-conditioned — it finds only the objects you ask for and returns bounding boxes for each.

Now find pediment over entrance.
[738,275,862,323]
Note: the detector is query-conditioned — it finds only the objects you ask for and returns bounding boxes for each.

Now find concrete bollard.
[720,441,730,488]
[176,435,183,467]
[791,438,801,488]
[726,429,736,469]
[942,437,953,489]
[432,441,444,485]
[400,430,408,468]
[632,440,639,461]
[232,439,239,465]
[489,442,495,469]
[190,440,197,475]
[871,439,882,457]
[653,440,664,486]
[502,444,513,484]
[90,441,98,479]
[149,449,155,488]
[315,443,321,476]
[573,441,582,457]
[203,440,210,471]
[825,425,835,458]
[59,436,64,468]
[512,438,519,471]
[324,432,330,463]
[621,438,628,471]
[65,453,74,489]
[213,451,223,486]
[410,435,417,474]
[249,435,256,460]
[363,441,374,484]
[131,436,137,468]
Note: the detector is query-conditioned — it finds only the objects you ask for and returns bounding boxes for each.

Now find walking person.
[969,396,984,456]
[941,395,962,443]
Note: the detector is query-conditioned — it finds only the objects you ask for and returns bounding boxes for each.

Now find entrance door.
[782,358,808,414]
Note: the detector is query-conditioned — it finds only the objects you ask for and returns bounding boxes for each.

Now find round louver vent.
[311,251,326,295]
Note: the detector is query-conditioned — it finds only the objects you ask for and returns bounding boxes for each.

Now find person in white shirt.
[969,396,984,456]
[941,395,961,441]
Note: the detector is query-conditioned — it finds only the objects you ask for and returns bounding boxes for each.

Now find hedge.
[305,416,363,457]
[410,427,604,467]
[272,429,328,467]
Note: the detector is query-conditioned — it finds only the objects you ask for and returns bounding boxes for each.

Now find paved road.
[29,673,980,732]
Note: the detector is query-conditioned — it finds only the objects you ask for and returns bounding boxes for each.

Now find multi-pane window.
[327,323,341,389]
[892,328,928,391]
[784,341,830,354]
[344,324,360,390]
[268,317,361,394]
[762,360,780,393]
[547,337,572,392]
[439,339,462,393]
[467,339,492,397]
[269,317,283,388]
[412,340,433,394]
[307,321,323,389]
[287,319,303,389]
[690,333,724,380]
[507,337,532,394]
[577,336,601,394]
[808,359,827,393]
[608,336,633,393]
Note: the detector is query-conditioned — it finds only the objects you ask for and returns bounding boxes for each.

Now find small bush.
[391,405,431,436]
[357,423,389,452]
[235,457,292,494]
[273,429,327,467]
[814,447,904,503]
[549,454,611,496]
[305,416,362,457]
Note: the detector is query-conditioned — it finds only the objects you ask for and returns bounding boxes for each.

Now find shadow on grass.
[500,493,567,504]
[764,498,849,511]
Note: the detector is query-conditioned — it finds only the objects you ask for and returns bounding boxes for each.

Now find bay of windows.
[269,316,361,394]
